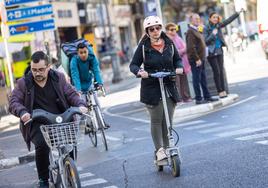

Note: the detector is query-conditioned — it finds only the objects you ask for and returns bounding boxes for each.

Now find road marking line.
[105,135,121,141]
[0,133,20,140]
[133,126,150,132]
[183,122,218,130]
[236,132,268,141]
[174,120,205,127]
[116,108,145,115]
[104,186,118,188]
[256,140,268,145]
[80,172,94,179]
[104,108,149,123]
[227,96,256,108]
[199,124,239,133]
[81,178,107,187]
[216,126,268,137]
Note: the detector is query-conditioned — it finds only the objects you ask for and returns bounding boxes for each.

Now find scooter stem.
[158,78,174,147]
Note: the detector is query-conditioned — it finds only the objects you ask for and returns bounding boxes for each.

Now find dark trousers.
[30,124,50,181]
[175,74,191,101]
[207,54,225,93]
[189,60,211,101]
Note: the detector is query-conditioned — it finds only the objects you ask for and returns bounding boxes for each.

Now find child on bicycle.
[70,42,110,129]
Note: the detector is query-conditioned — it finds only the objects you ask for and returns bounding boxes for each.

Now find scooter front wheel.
[171,155,181,177]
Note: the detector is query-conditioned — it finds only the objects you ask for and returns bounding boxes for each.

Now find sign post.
[1,22,15,90]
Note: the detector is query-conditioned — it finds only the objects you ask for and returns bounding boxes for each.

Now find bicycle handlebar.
[136,71,176,78]
[25,107,83,126]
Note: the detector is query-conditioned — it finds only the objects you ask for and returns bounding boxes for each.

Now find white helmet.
[143,15,163,31]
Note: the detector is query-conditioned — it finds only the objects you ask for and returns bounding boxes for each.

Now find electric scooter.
[150,72,181,177]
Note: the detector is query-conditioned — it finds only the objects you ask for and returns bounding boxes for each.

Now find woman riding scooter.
[129,16,183,162]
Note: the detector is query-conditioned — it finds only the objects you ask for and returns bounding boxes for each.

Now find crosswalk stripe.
[175,120,205,127]
[183,122,218,130]
[80,172,94,179]
[104,186,118,188]
[255,140,268,145]
[81,178,107,187]
[235,132,268,141]
[216,126,268,137]
[105,135,121,141]
[199,124,239,133]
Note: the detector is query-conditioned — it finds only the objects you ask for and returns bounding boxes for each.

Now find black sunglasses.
[148,26,162,32]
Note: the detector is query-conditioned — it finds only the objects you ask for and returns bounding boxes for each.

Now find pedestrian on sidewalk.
[8,51,87,188]
[204,9,245,98]
[129,16,184,161]
[186,13,218,105]
[165,22,192,103]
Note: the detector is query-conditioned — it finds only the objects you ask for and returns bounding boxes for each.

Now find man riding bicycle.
[70,42,110,128]
[9,51,87,188]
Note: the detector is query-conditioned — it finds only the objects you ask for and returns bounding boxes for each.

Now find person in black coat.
[204,9,244,98]
[129,16,183,162]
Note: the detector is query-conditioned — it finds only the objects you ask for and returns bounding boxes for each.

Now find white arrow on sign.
[9,27,16,34]
[7,12,14,19]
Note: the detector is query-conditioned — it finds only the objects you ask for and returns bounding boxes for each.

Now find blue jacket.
[70,46,103,92]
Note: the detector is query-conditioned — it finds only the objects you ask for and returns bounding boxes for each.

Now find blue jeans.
[189,60,211,101]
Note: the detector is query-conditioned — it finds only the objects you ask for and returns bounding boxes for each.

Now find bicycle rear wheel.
[63,156,81,188]
[94,106,108,151]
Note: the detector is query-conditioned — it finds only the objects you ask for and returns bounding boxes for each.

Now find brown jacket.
[9,70,86,150]
[186,26,206,62]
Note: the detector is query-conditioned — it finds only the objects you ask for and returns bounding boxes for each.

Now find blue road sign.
[4,0,41,7]
[6,4,53,21]
[8,19,55,36]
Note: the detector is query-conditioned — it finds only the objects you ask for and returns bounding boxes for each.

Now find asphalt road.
[1,42,268,188]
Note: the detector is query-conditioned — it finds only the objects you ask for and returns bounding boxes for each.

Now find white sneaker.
[156,147,167,161]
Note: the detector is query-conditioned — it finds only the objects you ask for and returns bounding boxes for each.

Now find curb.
[174,94,239,120]
[0,151,35,169]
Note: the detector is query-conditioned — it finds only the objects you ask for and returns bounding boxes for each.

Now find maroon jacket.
[9,69,86,150]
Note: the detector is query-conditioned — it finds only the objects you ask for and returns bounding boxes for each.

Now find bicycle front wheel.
[94,106,108,151]
[63,156,81,188]
[87,111,98,147]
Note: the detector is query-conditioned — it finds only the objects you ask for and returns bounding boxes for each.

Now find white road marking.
[104,186,118,188]
[174,120,205,127]
[216,126,268,137]
[225,96,256,108]
[105,135,121,141]
[81,178,107,187]
[199,124,239,134]
[116,108,145,115]
[256,140,268,145]
[104,108,149,123]
[183,122,218,130]
[133,126,150,132]
[235,132,268,141]
[80,172,94,179]
[0,133,20,140]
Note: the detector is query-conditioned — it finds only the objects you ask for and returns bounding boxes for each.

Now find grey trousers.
[146,97,176,151]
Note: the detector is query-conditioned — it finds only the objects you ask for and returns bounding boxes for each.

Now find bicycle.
[27,107,85,188]
[84,86,108,151]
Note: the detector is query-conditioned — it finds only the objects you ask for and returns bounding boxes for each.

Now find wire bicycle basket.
[40,121,85,149]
